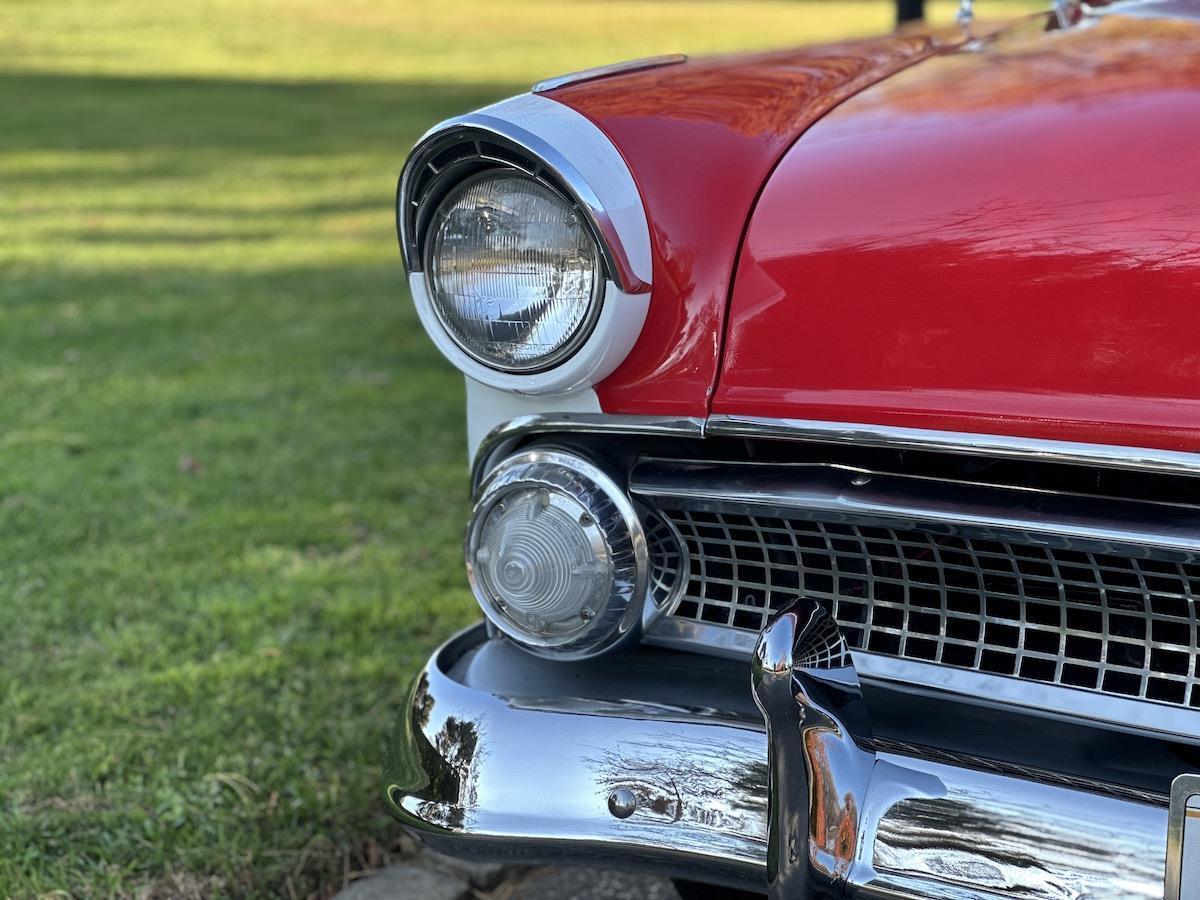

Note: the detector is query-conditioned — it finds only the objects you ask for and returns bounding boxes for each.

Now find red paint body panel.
[715,14,1200,451]
[548,32,958,416]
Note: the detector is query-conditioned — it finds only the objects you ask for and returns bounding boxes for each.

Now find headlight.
[425,172,603,373]
[465,449,648,659]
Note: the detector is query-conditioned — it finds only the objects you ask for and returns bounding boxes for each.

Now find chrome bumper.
[386,623,1171,899]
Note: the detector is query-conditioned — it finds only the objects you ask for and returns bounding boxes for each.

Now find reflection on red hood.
[715,13,1200,452]
[547,28,967,415]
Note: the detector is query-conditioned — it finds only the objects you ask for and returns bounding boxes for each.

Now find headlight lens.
[466,450,647,659]
[426,172,602,373]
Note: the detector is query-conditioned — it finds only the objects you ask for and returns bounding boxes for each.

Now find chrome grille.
[644,510,687,612]
[659,509,1200,710]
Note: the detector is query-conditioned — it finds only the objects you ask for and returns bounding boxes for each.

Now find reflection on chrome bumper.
[386,624,1170,898]
[385,625,767,886]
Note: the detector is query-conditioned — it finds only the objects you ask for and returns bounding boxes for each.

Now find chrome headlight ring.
[397,94,652,395]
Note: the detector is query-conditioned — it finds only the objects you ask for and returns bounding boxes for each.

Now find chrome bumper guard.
[387,620,1171,899]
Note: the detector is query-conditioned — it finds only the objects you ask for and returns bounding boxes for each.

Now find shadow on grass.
[0,72,525,161]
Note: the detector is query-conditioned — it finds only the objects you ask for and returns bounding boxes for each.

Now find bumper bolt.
[607,787,637,819]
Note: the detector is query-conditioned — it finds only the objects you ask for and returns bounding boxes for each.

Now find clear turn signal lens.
[465,450,647,659]
[474,486,612,643]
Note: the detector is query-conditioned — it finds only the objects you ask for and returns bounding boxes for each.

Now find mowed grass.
[0,1,1041,897]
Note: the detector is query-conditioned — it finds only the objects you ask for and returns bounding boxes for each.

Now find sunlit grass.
[0,1,1042,897]
[0,0,1042,84]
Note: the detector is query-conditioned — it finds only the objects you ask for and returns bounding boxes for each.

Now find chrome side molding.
[472,412,1200,495]
[706,414,1200,478]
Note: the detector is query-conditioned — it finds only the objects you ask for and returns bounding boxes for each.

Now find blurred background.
[0,1,1038,897]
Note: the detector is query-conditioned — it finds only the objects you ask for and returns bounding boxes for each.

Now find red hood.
[715,12,1200,452]
[546,28,964,415]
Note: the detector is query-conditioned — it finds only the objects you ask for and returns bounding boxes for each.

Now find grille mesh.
[644,510,686,611]
[660,509,1200,710]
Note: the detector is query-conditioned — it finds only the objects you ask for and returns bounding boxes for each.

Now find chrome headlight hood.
[396,94,652,397]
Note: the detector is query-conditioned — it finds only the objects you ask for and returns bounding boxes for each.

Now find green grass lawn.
[0,1,1040,897]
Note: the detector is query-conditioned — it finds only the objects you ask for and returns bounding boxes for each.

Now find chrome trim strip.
[643,616,759,659]
[855,654,1200,745]
[533,54,688,94]
[644,619,1200,743]
[630,458,1200,556]
[707,414,1200,477]
[389,627,1170,900]
[471,413,705,490]
[472,411,1200,492]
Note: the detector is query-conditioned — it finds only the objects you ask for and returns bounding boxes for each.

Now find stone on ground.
[333,863,469,900]
[514,866,681,900]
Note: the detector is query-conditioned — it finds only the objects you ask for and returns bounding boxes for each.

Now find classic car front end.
[387,4,1200,897]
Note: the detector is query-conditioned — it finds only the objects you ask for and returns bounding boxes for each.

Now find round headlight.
[425,172,603,373]
[466,450,647,659]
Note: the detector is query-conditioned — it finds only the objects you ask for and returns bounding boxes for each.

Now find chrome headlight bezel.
[398,124,645,296]
[396,98,653,396]
[465,449,649,660]
[421,168,607,375]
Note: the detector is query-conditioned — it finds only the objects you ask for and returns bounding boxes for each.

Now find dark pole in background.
[896,0,925,24]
